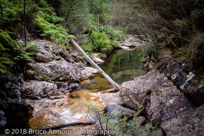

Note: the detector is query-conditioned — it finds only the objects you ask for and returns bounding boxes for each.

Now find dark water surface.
[80,49,145,91]
[100,49,144,85]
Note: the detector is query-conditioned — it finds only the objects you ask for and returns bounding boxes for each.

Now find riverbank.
[0,36,203,136]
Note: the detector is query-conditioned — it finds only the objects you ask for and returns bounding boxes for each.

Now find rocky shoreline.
[0,38,203,136]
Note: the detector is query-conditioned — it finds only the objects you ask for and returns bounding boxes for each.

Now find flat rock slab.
[94,92,123,105]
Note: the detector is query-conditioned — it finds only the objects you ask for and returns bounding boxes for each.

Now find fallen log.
[71,39,120,91]
[42,121,93,131]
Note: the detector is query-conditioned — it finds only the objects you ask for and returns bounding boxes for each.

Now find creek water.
[28,48,145,132]
[78,48,145,91]
[100,49,145,84]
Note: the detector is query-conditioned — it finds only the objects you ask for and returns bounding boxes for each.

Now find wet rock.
[95,92,123,105]
[161,104,204,136]
[68,82,79,92]
[137,116,146,125]
[25,96,70,129]
[120,70,192,127]
[21,80,60,98]
[105,104,135,119]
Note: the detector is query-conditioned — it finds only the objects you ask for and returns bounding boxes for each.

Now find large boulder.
[120,70,192,127]
[26,58,79,81]
[21,80,61,98]
[157,58,204,106]
[27,40,97,82]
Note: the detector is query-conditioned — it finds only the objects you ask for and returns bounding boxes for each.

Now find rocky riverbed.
[0,38,203,136]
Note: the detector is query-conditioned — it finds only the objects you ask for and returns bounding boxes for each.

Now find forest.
[0,0,204,136]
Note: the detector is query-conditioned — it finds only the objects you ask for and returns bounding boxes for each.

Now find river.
[28,46,145,132]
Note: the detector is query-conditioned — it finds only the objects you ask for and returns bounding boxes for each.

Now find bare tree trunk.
[24,0,26,46]
[71,39,120,91]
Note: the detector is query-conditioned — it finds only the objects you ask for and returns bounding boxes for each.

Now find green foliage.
[85,101,155,136]
[12,43,37,71]
[60,0,90,35]
[109,28,126,42]
[42,75,51,81]
[105,113,155,136]
[35,11,74,48]
[0,57,14,75]
[0,0,43,35]
[92,31,112,52]
[82,44,94,53]
[186,33,204,66]
[0,30,19,50]
[142,42,160,58]
[0,30,36,74]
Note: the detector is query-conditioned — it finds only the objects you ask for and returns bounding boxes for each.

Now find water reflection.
[100,49,144,84]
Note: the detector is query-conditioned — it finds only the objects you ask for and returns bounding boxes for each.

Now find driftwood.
[42,121,93,131]
[71,39,120,91]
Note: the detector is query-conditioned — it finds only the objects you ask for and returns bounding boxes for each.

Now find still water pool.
[100,49,145,84]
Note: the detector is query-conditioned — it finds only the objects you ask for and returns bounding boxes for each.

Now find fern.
[35,11,75,48]
[0,30,18,50]
[0,57,14,75]
[92,31,113,52]
[0,30,37,74]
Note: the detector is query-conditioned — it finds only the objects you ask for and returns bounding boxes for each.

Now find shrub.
[92,31,112,52]
[110,28,126,41]
[142,42,160,59]
[187,33,204,66]
[84,101,155,136]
